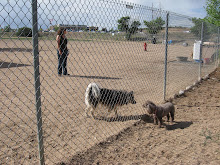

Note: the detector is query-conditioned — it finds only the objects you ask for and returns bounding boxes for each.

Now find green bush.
[16,27,32,37]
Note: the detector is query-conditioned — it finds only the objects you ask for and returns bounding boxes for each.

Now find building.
[87,26,98,31]
[57,24,99,31]
[57,24,87,31]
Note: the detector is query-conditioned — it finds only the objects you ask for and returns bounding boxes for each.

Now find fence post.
[32,0,45,164]
[218,27,220,66]
[199,22,204,80]
[163,12,169,101]
[215,27,219,67]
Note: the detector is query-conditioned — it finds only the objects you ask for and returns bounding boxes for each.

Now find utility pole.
[152,3,154,20]
[159,1,162,17]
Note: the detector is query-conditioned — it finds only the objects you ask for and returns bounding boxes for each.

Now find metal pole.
[215,27,219,67]
[32,0,45,164]
[199,22,204,80]
[8,0,10,31]
[163,12,169,101]
[217,27,220,66]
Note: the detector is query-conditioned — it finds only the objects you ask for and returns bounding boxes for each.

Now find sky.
[0,0,207,30]
[125,0,207,18]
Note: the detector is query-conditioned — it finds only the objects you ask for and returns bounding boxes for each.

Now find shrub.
[4,25,11,32]
[16,27,32,37]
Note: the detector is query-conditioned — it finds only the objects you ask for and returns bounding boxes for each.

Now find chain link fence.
[166,12,219,99]
[0,0,219,164]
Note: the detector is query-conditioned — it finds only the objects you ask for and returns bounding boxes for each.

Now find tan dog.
[143,101,175,127]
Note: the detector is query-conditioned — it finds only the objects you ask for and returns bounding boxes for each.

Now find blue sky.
[125,0,207,18]
[0,0,207,30]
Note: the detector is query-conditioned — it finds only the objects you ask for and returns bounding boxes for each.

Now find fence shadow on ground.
[0,61,31,69]
[69,74,121,80]
[0,48,32,52]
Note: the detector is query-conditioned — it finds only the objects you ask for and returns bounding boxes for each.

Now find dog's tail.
[85,82,101,105]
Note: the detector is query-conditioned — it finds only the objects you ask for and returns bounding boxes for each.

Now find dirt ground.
[61,67,220,165]
[0,39,218,164]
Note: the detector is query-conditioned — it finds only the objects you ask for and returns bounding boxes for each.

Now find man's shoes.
[63,73,70,76]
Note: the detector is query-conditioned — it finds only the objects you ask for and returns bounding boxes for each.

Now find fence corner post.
[199,22,204,80]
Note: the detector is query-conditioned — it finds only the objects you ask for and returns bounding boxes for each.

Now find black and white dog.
[85,83,136,118]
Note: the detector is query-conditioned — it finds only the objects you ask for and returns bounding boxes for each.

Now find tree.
[144,17,165,44]
[144,17,165,35]
[53,25,59,32]
[126,21,141,40]
[205,0,220,26]
[190,18,211,40]
[101,28,107,32]
[4,25,11,32]
[109,28,114,32]
[118,16,130,33]
[117,16,141,40]
[16,27,32,37]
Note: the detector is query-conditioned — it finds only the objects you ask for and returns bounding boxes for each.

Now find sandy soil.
[0,39,218,164]
[60,67,220,165]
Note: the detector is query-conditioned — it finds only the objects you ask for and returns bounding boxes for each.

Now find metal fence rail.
[0,0,219,164]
